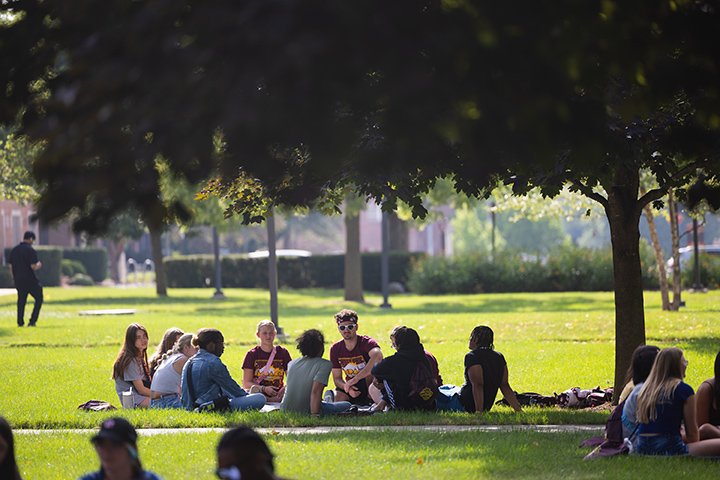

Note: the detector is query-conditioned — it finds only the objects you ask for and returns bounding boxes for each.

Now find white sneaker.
[323,390,335,403]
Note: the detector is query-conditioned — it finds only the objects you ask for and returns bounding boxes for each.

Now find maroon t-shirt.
[329,335,380,382]
[242,345,292,388]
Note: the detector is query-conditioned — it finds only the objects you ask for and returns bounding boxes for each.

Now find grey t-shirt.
[281,356,332,413]
[150,352,184,394]
[114,359,149,406]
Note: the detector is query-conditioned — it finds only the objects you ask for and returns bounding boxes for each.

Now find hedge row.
[62,247,108,282]
[164,252,424,291]
[407,246,661,294]
[4,246,108,286]
[681,255,720,289]
[3,246,64,287]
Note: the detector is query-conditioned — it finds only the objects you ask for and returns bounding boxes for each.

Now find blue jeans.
[321,401,352,415]
[636,434,688,456]
[436,385,464,412]
[230,393,266,411]
[150,394,182,409]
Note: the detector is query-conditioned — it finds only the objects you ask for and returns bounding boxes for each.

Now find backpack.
[407,360,439,410]
[496,392,558,408]
[582,400,633,460]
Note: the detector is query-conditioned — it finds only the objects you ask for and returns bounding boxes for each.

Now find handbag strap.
[256,346,277,385]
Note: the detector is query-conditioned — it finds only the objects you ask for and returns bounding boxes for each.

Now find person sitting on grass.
[620,345,660,442]
[0,416,22,480]
[329,309,383,406]
[280,329,351,416]
[149,333,197,409]
[215,426,288,480]
[242,320,292,404]
[113,323,159,408]
[696,350,720,440]
[459,326,522,413]
[181,328,266,412]
[148,327,184,376]
[634,347,720,456]
[371,326,440,411]
[78,417,161,480]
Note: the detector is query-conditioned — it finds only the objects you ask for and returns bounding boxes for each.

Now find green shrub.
[62,248,108,282]
[408,245,660,294]
[0,265,13,288]
[681,255,720,289]
[165,252,424,291]
[4,246,63,287]
[61,259,87,277]
[69,273,95,286]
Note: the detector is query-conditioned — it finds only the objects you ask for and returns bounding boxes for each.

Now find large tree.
[3,0,720,394]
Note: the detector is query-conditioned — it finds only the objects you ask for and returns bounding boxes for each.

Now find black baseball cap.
[91,417,137,445]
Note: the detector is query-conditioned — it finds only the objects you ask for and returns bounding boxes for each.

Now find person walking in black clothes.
[9,231,42,327]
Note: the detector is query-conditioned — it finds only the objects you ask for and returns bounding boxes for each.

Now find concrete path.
[17,425,603,436]
[0,288,15,296]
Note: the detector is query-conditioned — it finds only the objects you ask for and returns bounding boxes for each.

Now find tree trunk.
[148,223,168,297]
[668,191,682,310]
[604,167,646,401]
[106,239,126,283]
[641,200,670,310]
[388,211,409,252]
[344,212,364,302]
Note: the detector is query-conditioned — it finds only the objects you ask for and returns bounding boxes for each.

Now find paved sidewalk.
[0,288,15,296]
[17,425,603,436]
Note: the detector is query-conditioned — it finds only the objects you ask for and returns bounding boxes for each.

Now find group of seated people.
[615,345,720,457]
[111,309,524,415]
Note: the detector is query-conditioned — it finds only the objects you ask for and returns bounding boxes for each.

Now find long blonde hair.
[156,333,194,368]
[636,347,685,424]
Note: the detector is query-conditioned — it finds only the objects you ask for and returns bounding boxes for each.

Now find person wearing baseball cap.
[78,417,162,480]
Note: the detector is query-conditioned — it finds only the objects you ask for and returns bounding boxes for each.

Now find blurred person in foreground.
[78,417,161,480]
[215,426,289,480]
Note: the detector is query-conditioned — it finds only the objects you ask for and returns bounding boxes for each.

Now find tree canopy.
[3,0,720,393]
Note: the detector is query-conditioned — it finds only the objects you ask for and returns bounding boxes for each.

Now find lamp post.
[212,226,225,299]
[267,209,282,333]
[692,217,702,291]
[380,210,392,309]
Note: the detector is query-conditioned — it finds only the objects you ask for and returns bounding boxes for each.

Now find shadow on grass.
[49,291,617,316]
[651,335,720,356]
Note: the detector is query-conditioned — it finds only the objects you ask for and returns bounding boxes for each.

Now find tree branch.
[570,179,608,208]
[637,187,666,212]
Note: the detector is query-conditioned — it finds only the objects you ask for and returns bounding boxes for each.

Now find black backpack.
[407,360,439,410]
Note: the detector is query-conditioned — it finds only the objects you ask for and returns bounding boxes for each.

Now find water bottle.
[121,387,134,409]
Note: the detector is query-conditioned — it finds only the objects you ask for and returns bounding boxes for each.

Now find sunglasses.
[216,466,241,480]
[338,324,357,331]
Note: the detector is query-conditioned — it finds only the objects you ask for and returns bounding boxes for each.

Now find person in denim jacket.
[181,328,266,411]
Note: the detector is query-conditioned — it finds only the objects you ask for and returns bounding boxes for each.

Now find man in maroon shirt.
[329,309,383,406]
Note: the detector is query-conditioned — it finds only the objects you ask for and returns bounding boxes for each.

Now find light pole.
[267,209,283,334]
[692,217,702,291]
[212,226,225,299]
[380,211,392,309]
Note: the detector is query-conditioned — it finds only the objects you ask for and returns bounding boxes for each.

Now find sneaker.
[323,390,335,403]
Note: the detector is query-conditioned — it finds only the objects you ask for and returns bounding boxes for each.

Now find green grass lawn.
[15,429,719,479]
[2,287,720,478]
[1,287,718,428]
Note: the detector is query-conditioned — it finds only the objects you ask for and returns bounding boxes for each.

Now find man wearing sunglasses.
[329,309,383,406]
